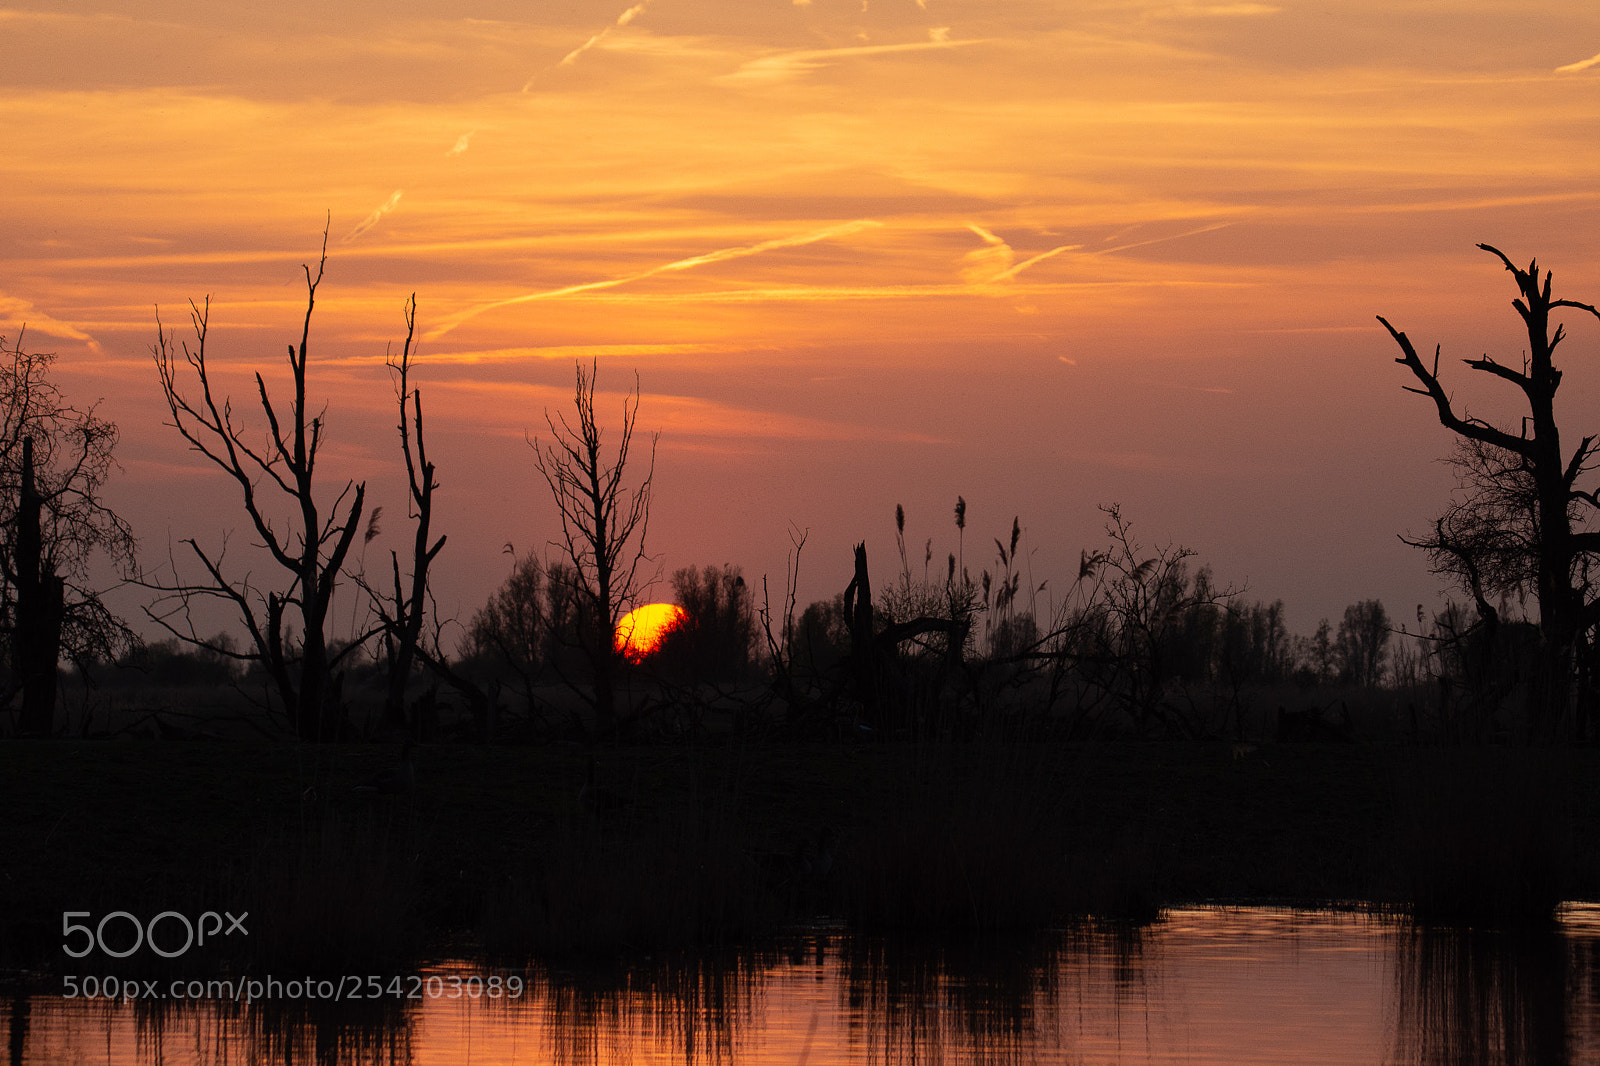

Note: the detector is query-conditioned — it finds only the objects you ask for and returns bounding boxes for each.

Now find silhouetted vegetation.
[654,564,757,682]
[1384,244,1600,742]
[148,235,372,741]
[530,360,657,737]
[0,331,136,736]
[13,238,1600,1007]
[360,295,446,735]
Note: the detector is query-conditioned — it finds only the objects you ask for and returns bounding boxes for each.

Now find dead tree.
[1382,243,1600,741]
[371,296,445,731]
[0,333,137,736]
[531,361,656,736]
[844,542,876,713]
[14,437,64,735]
[150,234,367,741]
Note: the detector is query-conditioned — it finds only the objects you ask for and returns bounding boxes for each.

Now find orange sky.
[5,0,1600,639]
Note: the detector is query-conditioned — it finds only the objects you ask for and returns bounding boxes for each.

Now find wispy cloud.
[343,189,403,243]
[445,130,475,157]
[523,0,654,88]
[960,225,1079,290]
[1148,3,1280,17]
[1094,222,1233,256]
[0,9,132,25]
[319,342,759,369]
[1555,49,1600,73]
[443,379,946,445]
[427,219,884,339]
[0,296,100,350]
[721,37,989,85]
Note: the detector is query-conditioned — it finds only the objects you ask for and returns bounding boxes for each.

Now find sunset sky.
[6,0,1600,643]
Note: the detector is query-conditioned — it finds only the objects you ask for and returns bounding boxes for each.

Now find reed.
[11,739,1600,974]
[479,807,777,961]
[830,742,1161,934]
[231,812,427,971]
[1394,749,1571,926]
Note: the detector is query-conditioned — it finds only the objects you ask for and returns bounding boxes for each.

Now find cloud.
[0,9,133,25]
[960,225,1013,286]
[1555,50,1600,73]
[427,219,885,339]
[1095,221,1233,256]
[318,342,759,369]
[443,379,946,445]
[1148,3,1280,17]
[343,189,403,243]
[930,26,950,43]
[960,224,1078,290]
[557,0,653,67]
[445,130,475,157]
[721,37,988,85]
[0,296,100,351]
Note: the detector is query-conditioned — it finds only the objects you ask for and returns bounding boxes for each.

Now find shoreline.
[5,738,1598,972]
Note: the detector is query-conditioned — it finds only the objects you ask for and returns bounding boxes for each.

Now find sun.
[615,603,688,663]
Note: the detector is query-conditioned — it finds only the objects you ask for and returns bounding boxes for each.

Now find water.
[9,905,1600,1065]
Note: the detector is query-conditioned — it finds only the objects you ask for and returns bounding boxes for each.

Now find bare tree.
[531,361,657,735]
[0,332,137,734]
[1381,243,1600,741]
[366,296,445,732]
[1047,505,1234,737]
[150,236,367,741]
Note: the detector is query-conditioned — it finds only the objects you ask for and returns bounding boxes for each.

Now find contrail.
[1095,221,1232,256]
[525,0,655,90]
[961,224,1078,286]
[1556,50,1600,73]
[426,219,883,339]
[343,190,403,242]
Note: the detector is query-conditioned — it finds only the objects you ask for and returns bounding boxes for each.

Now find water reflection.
[540,955,763,1066]
[9,906,1600,1065]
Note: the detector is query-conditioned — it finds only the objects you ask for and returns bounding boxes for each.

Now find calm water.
[9,905,1600,1065]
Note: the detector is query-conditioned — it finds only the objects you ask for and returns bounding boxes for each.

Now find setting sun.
[615,603,688,664]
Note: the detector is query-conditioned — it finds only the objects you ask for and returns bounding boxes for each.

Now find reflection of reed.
[541,952,766,1066]
[121,993,416,1066]
[838,934,1076,1066]
[1569,931,1600,1055]
[1395,750,1570,926]
[7,991,29,1066]
[1387,923,1567,1066]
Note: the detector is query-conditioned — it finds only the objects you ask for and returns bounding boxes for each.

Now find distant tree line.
[7,239,1599,745]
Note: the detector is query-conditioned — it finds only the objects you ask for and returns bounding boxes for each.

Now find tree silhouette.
[0,333,136,735]
[1382,243,1600,741]
[465,551,556,721]
[530,361,656,735]
[366,296,445,732]
[150,235,367,741]
[1334,599,1390,689]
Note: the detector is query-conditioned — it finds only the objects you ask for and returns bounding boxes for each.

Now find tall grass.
[230,809,427,971]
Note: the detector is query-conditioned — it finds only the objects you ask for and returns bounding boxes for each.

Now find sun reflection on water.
[11,907,1600,1065]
